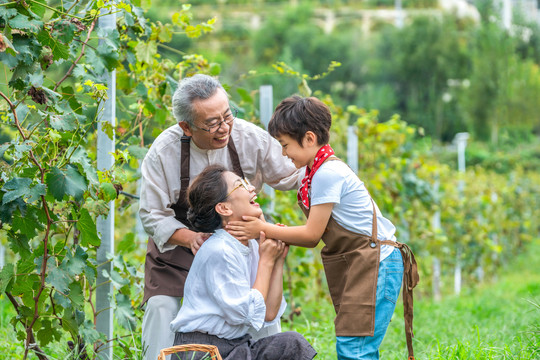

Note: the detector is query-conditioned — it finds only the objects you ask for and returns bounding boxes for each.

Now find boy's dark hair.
[268,95,331,146]
[187,165,228,233]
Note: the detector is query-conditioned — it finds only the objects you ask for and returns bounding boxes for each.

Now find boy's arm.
[227,202,334,248]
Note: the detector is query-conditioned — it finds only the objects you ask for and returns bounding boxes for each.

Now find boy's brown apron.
[142,136,245,305]
[300,157,419,359]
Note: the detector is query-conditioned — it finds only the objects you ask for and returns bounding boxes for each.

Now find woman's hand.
[258,231,285,263]
[226,216,265,241]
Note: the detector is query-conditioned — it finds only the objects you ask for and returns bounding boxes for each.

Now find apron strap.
[381,240,419,360]
[170,135,191,221]
[180,135,191,199]
[369,198,377,244]
[227,136,245,178]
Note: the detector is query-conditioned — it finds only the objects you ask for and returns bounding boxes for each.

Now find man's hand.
[226,216,265,241]
[168,228,211,255]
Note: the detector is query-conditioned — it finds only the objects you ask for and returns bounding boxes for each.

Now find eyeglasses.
[193,106,238,134]
[225,177,252,198]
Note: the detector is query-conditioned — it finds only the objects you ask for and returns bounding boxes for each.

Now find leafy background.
[0,0,539,359]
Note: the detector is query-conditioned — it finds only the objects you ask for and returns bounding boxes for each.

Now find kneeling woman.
[169,165,316,360]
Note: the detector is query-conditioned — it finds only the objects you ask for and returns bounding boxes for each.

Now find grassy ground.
[284,239,540,359]
[2,239,539,359]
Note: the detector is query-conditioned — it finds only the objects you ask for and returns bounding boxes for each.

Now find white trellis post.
[502,0,512,30]
[96,9,116,360]
[395,0,404,28]
[347,126,358,174]
[0,244,4,269]
[453,132,469,296]
[259,85,276,216]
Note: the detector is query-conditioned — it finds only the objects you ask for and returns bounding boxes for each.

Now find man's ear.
[179,122,193,137]
[303,131,318,147]
[215,202,233,217]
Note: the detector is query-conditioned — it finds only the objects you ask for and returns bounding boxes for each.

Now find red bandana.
[298,144,335,209]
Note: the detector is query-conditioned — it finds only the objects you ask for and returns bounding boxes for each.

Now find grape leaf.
[115,293,137,330]
[0,7,17,21]
[70,147,98,185]
[27,183,46,203]
[12,207,43,239]
[100,182,117,201]
[0,197,25,223]
[9,14,43,32]
[2,177,32,204]
[52,21,76,44]
[36,29,69,60]
[76,208,100,247]
[50,114,77,131]
[46,165,87,201]
[64,246,88,275]
[29,0,47,18]
[36,320,57,346]
[0,264,15,293]
[17,256,36,274]
[46,260,71,294]
[68,282,85,309]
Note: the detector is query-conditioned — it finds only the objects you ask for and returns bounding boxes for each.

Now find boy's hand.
[226,216,264,241]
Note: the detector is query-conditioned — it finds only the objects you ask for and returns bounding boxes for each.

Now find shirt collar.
[215,229,251,255]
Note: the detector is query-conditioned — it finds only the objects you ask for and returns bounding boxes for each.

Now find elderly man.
[139,74,301,360]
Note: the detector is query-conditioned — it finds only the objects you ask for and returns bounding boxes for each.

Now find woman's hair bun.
[187,207,221,233]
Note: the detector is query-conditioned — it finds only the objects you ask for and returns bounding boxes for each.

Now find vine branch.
[53,17,98,93]
[0,91,56,360]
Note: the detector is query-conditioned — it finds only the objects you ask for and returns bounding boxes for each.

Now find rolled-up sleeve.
[139,145,186,252]
[209,253,267,331]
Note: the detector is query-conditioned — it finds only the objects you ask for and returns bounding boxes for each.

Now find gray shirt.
[139,119,302,252]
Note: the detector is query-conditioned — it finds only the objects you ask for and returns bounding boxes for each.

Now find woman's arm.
[227,203,334,248]
[251,233,284,303]
[264,235,288,321]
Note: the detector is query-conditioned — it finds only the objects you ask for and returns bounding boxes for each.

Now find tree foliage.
[0,0,216,358]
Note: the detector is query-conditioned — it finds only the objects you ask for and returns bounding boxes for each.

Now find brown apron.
[143,136,245,304]
[300,157,419,359]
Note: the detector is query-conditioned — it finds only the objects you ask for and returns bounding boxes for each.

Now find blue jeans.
[336,248,404,360]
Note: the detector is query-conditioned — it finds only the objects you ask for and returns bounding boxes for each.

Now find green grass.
[284,239,540,359]
[2,239,540,359]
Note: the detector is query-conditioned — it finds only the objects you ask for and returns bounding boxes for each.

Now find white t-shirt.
[170,229,287,339]
[310,160,396,261]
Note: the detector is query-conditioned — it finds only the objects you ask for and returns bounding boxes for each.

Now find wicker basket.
[157,344,223,360]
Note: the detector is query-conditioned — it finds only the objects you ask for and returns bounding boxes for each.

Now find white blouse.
[170,229,287,339]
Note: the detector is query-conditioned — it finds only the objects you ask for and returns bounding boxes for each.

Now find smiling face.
[179,89,234,150]
[276,133,319,169]
[219,171,262,222]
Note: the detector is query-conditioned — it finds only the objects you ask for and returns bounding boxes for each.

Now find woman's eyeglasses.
[225,177,252,198]
[193,107,238,134]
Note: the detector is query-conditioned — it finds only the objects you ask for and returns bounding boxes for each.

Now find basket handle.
[157,344,223,360]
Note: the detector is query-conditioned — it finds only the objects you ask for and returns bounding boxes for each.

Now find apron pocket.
[334,303,375,337]
[321,254,349,311]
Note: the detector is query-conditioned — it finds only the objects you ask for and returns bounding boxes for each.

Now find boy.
[227,96,418,360]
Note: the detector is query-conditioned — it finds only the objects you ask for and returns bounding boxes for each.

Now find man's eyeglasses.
[225,177,252,198]
[193,106,238,134]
